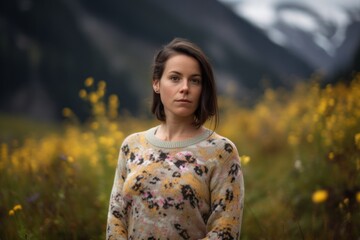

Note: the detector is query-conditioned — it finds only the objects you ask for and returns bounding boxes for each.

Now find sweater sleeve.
[203,141,245,240]
[106,142,129,240]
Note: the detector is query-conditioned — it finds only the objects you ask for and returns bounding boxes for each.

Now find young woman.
[106,38,244,239]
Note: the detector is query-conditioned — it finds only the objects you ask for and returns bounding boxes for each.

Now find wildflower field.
[1,74,360,239]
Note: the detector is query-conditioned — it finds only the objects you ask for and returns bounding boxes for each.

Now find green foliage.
[1,75,360,239]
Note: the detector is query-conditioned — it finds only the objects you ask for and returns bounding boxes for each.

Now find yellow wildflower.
[8,204,22,216]
[109,94,119,106]
[317,98,327,114]
[108,95,119,119]
[8,210,15,216]
[328,152,335,160]
[240,155,251,165]
[97,89,105,98]
[89,92,98,104]
[85,77,94,87]
[62,108,73,117]
[312,189,328,204]
[79,89,87,99]
[356,192,360,203]
[67,156,74,163]
[98,80,106,90]
[355,133,360,149]
[13,204,22,211]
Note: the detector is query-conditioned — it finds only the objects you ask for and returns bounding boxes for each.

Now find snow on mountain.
[218,0,360,77]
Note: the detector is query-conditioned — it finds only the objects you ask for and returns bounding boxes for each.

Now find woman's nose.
[180,80,189,93]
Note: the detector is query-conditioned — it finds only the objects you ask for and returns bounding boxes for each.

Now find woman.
[106,38,244,239]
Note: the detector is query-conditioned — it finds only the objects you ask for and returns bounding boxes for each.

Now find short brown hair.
[151,38,218,129]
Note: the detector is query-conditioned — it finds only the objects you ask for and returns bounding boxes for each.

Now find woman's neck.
[155,121,204,142]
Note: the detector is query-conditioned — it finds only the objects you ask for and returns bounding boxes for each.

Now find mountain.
[0,0,333,122]
[219,0,360,81]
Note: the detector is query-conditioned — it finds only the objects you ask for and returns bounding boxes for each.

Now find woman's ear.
[153,79,160,93]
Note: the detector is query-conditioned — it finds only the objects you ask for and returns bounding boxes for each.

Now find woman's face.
[153,54,202,121]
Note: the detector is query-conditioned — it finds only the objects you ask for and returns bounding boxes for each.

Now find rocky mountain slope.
[2,0,356,121]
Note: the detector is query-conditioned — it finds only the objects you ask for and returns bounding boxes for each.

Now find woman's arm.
[203,141,245,240]
[106,143,129,240]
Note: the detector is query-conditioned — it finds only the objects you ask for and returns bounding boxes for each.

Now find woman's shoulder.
[121,128,150,147]
[205,130,239,156]
[207,131,236,146]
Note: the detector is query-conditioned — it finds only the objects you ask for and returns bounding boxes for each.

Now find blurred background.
[1,0,359,121]
[1,0,360,239]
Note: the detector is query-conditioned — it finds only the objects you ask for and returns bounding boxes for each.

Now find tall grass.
[1,75,359,239]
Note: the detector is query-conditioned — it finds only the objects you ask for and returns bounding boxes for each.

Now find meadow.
[1,74,360,239]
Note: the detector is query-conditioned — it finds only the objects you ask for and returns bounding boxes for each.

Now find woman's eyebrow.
[168,71,182,75]
[168,71,201,77]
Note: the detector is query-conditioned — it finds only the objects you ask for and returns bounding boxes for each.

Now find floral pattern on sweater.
[107,127,244,240]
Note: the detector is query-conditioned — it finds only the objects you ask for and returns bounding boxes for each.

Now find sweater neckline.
[145,126,212,148]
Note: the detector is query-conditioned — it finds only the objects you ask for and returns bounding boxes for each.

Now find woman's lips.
[176,99,191,103]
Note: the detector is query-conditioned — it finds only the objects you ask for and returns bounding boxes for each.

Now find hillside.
[0,0,327,121]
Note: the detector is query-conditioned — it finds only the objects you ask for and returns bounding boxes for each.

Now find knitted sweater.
[106,126,245,240]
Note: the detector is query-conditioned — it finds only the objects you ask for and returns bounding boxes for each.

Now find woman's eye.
[170,76,180,81]
[191,78,201,85]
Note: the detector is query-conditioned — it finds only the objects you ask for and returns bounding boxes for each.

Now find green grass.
[1,75,360,239]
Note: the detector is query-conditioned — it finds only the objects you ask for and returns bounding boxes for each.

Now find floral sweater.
[106,126,245,240]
